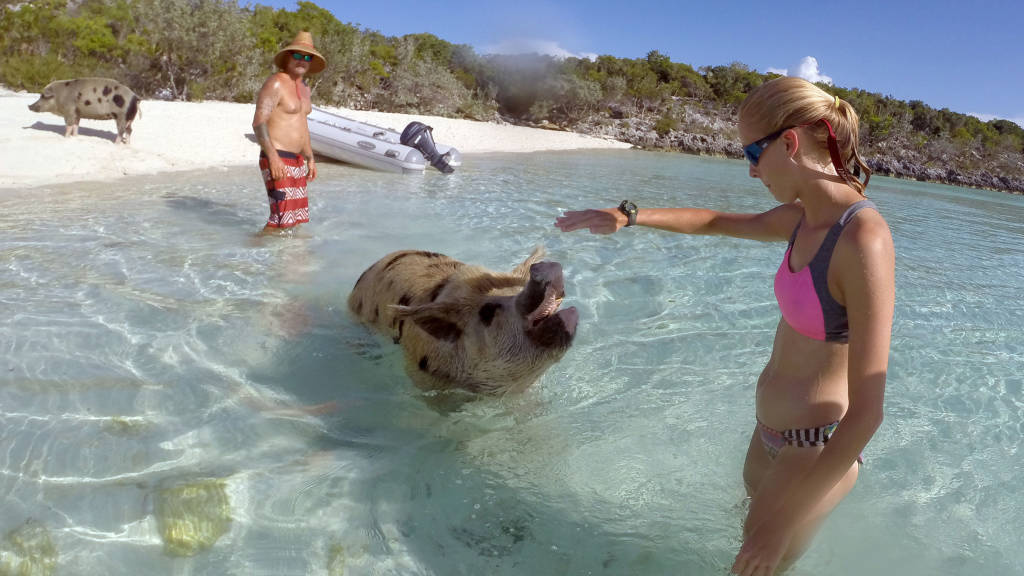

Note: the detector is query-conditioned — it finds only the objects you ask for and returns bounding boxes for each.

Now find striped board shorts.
[259,150,310,229]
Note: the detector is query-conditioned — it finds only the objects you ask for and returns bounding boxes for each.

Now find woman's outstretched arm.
[555,203,802,242]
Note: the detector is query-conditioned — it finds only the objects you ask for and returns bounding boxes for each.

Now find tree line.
[3,0,1022,165]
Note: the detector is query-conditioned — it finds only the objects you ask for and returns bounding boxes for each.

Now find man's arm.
[253,76,286,180]
[302,120,316,181]
[299,81,317,181]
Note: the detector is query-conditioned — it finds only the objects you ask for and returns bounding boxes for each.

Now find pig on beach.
[28,78,141,144]
[348,247,579,396]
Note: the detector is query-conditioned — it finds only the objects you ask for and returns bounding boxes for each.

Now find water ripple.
[0,156,1021,574]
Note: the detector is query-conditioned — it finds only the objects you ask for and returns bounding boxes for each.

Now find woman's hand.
[731,519,793,576]
[555,208,627,234]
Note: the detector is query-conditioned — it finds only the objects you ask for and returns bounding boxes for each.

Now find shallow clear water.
[1,151,1022,575]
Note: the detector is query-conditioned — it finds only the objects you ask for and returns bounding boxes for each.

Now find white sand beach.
[0,86,631,189]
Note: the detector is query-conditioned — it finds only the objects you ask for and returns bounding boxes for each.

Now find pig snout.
[28,95,52,113]
[516,261,565,318]
[516,260,578,348]
[530,260,564,289]
[527,305,577,349]
[555,306,579,336]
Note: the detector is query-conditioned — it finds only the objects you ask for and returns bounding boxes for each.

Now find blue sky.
[263,0,1023,126]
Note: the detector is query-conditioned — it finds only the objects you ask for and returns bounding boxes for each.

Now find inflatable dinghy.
[308,107,461,174]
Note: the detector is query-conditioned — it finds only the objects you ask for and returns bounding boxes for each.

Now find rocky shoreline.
[863,157,1024,195]
[565,105,1024,196]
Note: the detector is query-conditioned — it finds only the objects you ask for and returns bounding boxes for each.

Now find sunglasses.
[743,127,790,166]
[291,52,314,62]
[743,119,856,183]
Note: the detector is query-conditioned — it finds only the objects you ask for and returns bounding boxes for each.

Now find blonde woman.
[555,76,894,575]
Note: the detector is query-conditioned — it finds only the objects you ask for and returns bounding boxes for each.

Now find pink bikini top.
[774,200,876,342]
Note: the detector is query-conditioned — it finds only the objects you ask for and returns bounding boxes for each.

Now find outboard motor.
[400,122,455,174]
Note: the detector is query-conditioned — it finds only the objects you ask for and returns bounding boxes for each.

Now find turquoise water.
[1,150,1022,575]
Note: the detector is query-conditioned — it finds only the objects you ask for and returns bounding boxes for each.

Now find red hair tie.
[819,118,854,186]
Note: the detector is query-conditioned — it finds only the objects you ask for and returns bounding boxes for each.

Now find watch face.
[619,201,637,225]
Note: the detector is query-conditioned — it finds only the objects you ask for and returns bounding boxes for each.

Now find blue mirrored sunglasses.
[291,52,314,62]
[743,127,789,166]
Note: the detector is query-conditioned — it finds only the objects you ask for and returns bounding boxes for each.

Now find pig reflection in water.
[348,247,578,395]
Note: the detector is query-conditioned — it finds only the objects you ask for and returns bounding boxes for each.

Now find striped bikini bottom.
[757,419,863,463]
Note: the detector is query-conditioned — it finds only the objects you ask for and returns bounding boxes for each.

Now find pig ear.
[511,245,546,278]
[392,302,465,343]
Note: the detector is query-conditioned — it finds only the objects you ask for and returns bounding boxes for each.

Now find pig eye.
[478,302,501,326]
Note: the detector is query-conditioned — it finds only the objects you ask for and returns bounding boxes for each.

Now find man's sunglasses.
[291,52,314,62]
[743,127,790,166]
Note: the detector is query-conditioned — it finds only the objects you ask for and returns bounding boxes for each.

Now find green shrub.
[654,114,679,136]
[0,53,76,90]
[953,127,972,143]
[457,96,498,121]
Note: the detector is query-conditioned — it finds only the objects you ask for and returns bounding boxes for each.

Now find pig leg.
[63,111,80,137]
[115,116,127,144]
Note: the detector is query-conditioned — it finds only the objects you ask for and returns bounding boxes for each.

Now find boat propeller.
[400,122,455,174]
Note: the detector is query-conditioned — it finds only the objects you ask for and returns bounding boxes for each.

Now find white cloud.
[480,38,597,60]
[969,112,1024,128]
[764,56,833,85]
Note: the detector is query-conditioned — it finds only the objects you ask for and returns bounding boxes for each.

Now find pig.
[28,78,141,144]
[348,247,579,396]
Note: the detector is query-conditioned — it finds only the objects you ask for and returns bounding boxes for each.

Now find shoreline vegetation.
[2,0,1022,195]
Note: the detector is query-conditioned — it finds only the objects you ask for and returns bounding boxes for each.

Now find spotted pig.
[28,78,141,144]
[348,247,579,395]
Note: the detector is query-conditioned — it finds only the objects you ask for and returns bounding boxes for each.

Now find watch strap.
[618,200,638,227]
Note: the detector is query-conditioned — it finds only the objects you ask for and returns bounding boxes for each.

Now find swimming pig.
[28,78,141,143]
[348,247,578,395]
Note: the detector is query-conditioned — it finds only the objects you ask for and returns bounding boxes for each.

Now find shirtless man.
[252,31,326,230]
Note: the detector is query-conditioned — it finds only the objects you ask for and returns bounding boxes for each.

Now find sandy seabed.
[0,87,631,189]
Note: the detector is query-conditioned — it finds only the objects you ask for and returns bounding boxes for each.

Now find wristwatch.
[618,200,638,227]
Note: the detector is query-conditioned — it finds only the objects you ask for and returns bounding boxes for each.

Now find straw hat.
[273,31,326,74]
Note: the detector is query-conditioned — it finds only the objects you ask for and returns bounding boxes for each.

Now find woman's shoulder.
[759,202,804,235]
[768,202,805,217]
[834,204,895,317]
[760,202,804,224]
[836,205,894,268]
[845,204,892,243]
